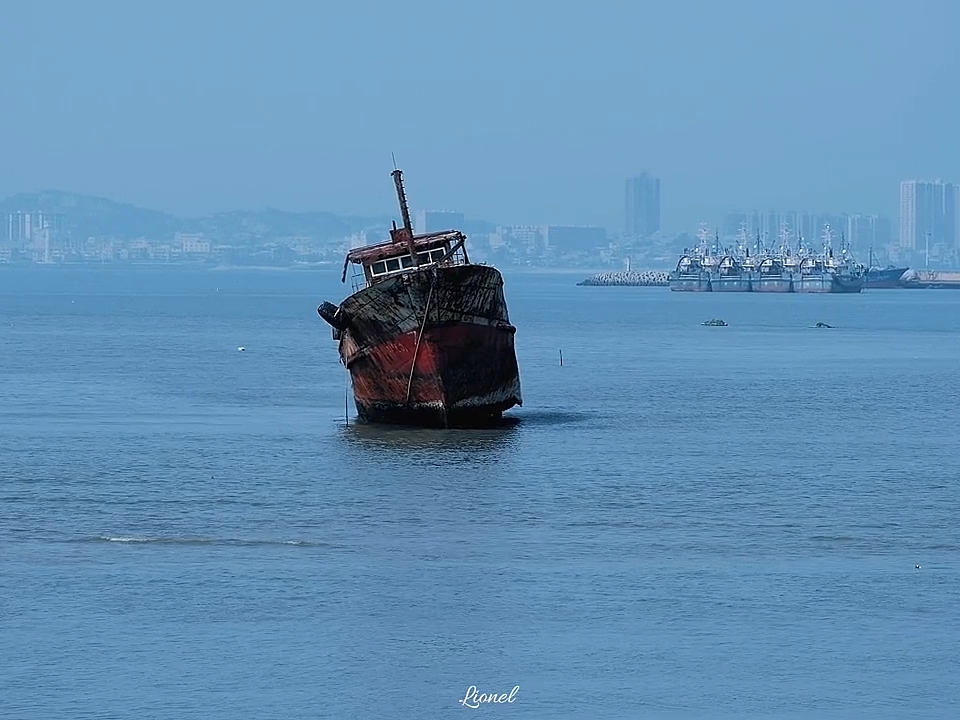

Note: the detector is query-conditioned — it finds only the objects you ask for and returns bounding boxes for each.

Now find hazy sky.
[1,0,958,231]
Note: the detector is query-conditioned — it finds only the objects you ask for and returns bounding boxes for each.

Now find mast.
[390,168,420,265]
[821,222,834,258]
[737,221,749,257]
[696,222,711,254]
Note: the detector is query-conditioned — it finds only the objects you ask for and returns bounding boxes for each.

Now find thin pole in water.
[344,365,349,427]
[559,349,563,367]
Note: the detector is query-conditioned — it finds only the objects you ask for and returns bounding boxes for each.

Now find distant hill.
[0,191,397,244]
[0,190,502,248]
[0,191,180,241]
[193,208,392,245]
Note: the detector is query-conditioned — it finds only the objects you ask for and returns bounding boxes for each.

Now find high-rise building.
[943,182,958,249]
[899,179,959,250]
[416,210,464,234]
[624,173,661,237]
[846,214,891,252]
[899,181,917,250]
[4,211,65,244]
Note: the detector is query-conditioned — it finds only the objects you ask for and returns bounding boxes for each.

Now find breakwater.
[577,270,670,287]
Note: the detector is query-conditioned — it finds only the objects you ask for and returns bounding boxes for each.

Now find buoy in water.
[237,346,245,352]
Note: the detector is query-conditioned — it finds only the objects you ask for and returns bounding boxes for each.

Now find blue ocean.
[2,266,958,719]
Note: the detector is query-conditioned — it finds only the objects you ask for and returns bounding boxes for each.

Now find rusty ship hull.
[332,264,521,427]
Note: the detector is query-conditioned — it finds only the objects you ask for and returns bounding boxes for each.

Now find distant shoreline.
[0,263,662,275]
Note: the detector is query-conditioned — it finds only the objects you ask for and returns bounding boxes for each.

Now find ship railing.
[346,238,471,293]
[441,240,469,268]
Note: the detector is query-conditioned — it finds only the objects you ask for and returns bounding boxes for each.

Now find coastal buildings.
[898,179,959,255]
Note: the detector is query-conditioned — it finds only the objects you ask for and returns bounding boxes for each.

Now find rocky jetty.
[577,270,670,287]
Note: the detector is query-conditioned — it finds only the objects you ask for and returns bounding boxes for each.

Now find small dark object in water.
[815,322,833,328]
[702,318,727,326]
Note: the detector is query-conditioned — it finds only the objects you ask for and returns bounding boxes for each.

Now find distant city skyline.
[0,175,919,233]
[717,210,892,249]
[898,179,959,252]
[0,176,950,246]
[2,3,959,232]
[4,168,954,246]
[5,176,960,269]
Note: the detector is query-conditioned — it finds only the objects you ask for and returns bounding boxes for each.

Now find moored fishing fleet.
[669,222,867,293]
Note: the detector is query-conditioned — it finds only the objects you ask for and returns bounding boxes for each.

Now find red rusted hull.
[349,322,521,426]
[331,264,522,428]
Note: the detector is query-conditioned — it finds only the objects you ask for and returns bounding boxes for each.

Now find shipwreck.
[317,168,522,428]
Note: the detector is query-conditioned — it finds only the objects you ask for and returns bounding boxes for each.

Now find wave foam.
[90,535,325,547]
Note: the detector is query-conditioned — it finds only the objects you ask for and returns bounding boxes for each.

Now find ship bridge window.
[410,248,448,265]
[367,247,453,278]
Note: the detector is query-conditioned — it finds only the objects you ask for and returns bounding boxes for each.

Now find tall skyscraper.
[899,179,959,250]
[416,209,464,234]
[944,182,958,249]
[624,173,661,237]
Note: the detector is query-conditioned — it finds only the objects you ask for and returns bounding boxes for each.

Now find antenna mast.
[390,165,419,264]
[391,169,415,238]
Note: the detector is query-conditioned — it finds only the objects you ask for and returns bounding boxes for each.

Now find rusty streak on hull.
[336,264,522,427]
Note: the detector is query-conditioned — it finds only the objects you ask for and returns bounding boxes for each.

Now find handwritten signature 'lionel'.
[459,685,520,709]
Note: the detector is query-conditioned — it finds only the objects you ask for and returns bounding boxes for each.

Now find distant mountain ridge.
[0,190,497,245]
[0,191,180,240]
[0,191,391,245]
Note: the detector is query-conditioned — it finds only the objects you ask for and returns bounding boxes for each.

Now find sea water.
[1,267,958,719]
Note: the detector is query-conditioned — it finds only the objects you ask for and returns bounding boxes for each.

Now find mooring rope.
[404,273,437,406]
